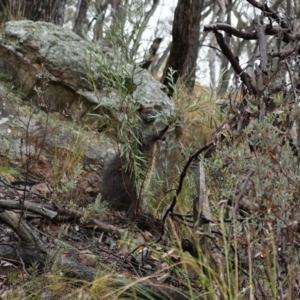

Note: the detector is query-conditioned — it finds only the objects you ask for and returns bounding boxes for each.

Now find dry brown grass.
[173,83,222,148]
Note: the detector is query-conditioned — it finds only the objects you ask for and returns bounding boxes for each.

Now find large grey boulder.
[0,20,175,116]
[0,20,181,201]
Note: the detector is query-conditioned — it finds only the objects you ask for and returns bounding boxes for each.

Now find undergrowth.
[2,2,300,300]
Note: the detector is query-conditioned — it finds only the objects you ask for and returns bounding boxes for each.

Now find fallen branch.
[0,211,47,267]
[0,199,57,219]
[0,199,123,238]
[43,203,124,238]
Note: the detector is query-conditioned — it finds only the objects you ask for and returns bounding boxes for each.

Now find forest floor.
[0,179,201,299]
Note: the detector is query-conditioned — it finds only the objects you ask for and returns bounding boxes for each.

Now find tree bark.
[22,0,66,25]
[208,2,218,90]
[151,42,172,78]
[0,0,66,25]
[217,0,233,96]
[140,37,163,70]
[0,0,12,22]
[73,0,89,37]
[161,0,203,96]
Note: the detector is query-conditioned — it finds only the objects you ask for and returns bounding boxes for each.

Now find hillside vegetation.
[1,1,300,299]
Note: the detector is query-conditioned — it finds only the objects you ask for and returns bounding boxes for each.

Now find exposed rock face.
[0,20,181,207]
[0,20,175,116]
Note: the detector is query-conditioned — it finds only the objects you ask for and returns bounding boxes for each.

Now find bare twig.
[245,0,289,29]
[157,142,214,242]
[204,23,290,43]
[232,170,255,222]
[213,29,258,95]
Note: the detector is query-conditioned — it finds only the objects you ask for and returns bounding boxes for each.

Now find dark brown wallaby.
[101,107,169,217]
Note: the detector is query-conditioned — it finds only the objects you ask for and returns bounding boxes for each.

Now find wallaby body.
[101,107,169,216]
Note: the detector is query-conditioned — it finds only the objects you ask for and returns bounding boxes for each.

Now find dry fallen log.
[44,203,124,238]
[0,199,57,219]
[0,211,47,267]
[0,208,118,281]
[0,199,123,238]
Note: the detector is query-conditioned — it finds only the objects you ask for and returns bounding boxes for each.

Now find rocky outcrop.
[0,20,175,116]
[0,21,181,203]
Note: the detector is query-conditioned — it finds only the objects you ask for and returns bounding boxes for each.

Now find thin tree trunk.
[217,0,232,96]
[24,0,66,25]
[129,0,160,59]
[161,0,202,96]
[208,2,218,90]
[208,39,217,89]
[73,0,89,37]
[151,42,172,77]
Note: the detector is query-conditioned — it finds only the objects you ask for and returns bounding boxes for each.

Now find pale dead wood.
[194,161,211,253]
[0,211,47,266]
[0,199,57,219]
[0,199,123,238]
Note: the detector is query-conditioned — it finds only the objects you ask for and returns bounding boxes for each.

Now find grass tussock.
[173,83,222,148]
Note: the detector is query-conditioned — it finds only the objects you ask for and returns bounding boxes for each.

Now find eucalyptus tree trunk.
[161,0,202,96]
[23,0,66,25]
[208,2,218,91]
[0,0,65,25]
[93,0,127,44]
[73,0,89,37]
[217,0,233,97]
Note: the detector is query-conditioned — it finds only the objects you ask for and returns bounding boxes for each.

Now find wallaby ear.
[137,105,144,115]
[137,104,155,113]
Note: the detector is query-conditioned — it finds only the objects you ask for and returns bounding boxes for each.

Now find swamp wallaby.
[101,107,169,217]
